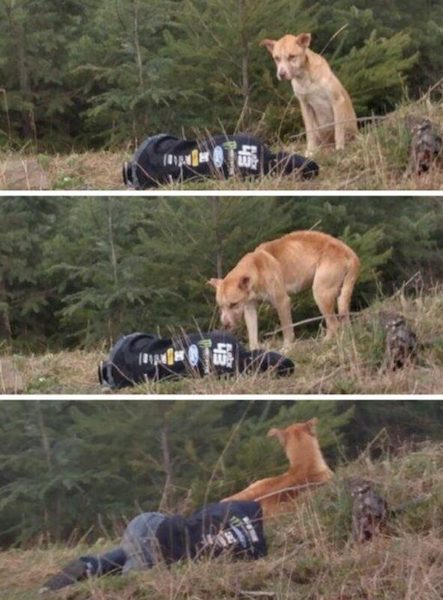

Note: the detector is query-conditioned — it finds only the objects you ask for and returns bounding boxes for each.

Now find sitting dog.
[222,419,333,517]
[260,33,358,153]
[208,230,360,350]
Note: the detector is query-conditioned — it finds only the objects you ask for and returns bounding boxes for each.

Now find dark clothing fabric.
[98,330,295,389]
[80,548,126,577]
[123,133,319,189]
[156,501,267,564]
[72,501,266,580]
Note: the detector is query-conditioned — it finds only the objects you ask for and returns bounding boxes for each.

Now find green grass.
[1,287,442,394]
[2,441,442,599]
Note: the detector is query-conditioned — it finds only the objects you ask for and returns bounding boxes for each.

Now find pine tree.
[68,0,177,147]
[158,0,315,135]
[0,0,437,148]
[334,31,417,116]
[318,0,443,95]
[45,197,161,345]
[2,197,441,349]
[0,197,59,349]
[0,400,353,543]
[2,399,440,546]
[0,0,89,146]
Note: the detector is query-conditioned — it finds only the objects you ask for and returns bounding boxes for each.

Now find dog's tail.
[337,252,360,320]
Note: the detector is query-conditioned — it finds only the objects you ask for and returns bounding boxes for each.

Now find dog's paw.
[281,342,295,353]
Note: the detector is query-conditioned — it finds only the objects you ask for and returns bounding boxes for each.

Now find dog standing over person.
[222,419,333,517]
[208,230,360,350]
[260,33,358,153]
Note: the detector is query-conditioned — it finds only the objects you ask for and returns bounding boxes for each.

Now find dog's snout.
[221,316,231,329]
[220,312,235,330]
[277,68,290,81]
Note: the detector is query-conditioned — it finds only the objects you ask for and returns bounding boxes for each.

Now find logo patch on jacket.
[212,146,224,168]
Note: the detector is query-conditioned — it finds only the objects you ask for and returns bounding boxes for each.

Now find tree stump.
[406,117,443,175]
[346,478,389,543]
[379,312,417,371]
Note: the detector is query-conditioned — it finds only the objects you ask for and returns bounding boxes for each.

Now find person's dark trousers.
[40,512,167,592]
[80,547,128,576]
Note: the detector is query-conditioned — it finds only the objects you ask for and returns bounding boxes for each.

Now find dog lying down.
[222,418,333,517]
[123,133,319,189]
[99,330,294,389]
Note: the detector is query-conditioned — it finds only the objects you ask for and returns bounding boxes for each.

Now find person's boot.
[39,557,93,593]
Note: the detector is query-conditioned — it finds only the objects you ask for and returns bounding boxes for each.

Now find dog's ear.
[207,278,221,289]
[297,32,311,48]
[260,38,276,53]
[304,418,318,435]
[238,275,251,292]
[267,427,286,446]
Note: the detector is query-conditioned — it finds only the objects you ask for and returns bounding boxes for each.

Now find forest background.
[0,196,442,351]
[1,399,442,548]
[1,0,442,150]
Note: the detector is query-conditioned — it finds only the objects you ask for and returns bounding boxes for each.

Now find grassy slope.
[0,100,442,191]
[1,441,442,600]
[2,288,442,395]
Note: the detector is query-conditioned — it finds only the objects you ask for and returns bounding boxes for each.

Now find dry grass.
[2,441,442,599]
[2,287,442,395]
[0,100,442,191]
[0,350,103,394]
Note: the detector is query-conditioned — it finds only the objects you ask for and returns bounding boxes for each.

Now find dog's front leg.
[244,302,259,350]
[332,95,348,150]
[272,292,294,349]
[299,100,318,155]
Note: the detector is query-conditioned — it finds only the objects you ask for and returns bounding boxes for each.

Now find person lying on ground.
[99,330,294,389]
[40,500,267,593]
[123,132,319,189]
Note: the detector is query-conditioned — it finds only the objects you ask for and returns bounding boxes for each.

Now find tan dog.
[222,419,333,517]
[208,230,360,350]
[261,33,358,152]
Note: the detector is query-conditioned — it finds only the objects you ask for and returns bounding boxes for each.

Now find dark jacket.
[123,133,319,188]
[155,501,267,564]
[99,330,294,389]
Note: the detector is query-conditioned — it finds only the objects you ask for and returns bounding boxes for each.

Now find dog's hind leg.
[312,265,342,337]
[332,95,356,150]
[337,256,360,323]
